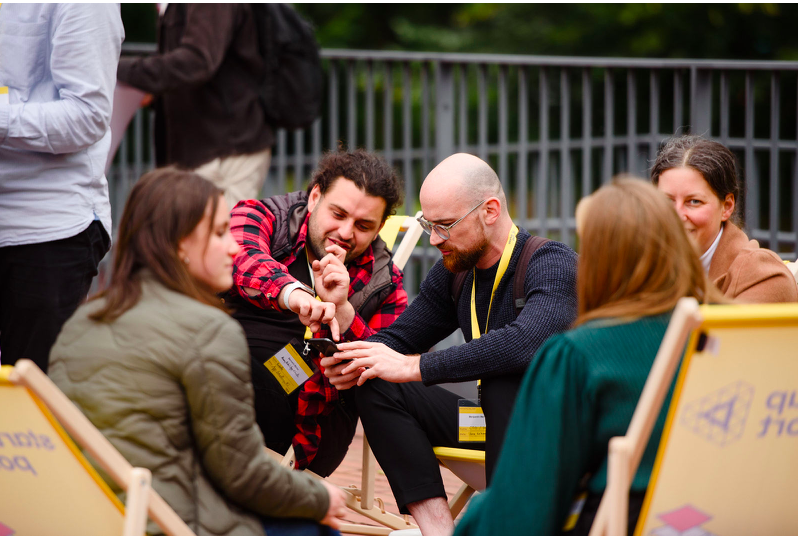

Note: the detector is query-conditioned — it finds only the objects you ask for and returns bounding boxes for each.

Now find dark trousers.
[0,221,110,373]
[355,376,522,514]
[249,346,359,477]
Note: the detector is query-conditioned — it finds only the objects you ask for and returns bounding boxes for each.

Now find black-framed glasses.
[417,199,487,241]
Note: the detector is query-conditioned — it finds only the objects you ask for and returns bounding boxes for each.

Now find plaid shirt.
[231,198,407,468]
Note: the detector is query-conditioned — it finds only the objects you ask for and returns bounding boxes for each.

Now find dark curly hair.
[307,149,404,221]
[650,135,744,225]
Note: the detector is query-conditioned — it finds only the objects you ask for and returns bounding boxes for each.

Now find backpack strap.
[450,234,550,314]
[450,270,470,308]
[514,236,550,313]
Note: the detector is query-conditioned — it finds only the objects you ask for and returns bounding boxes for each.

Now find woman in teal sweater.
[454,179,719,536]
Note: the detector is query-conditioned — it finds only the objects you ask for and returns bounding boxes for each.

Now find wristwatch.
[281,281,315,311]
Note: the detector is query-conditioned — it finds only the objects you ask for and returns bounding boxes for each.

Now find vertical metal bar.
[719,71,730,145]
[690,67,712,136]
[133,109,143,182]
[560,68,572,244]
[459,64,468,152]
[517,67,528,223]
[769,72,780,251]
[745,71,757,232]
[294,130,304,191]
[478,64,488,161]
[581,68,592,197]
[312,118,322,171]
[118,127,129,223]
[383,62,393,168]
[366,61,375,152]
[328,60,338,150]
[148,109,156,170]
[603,69,613,183]
[498,65,509,193]
[277,129,287,194]
[649,70,660,163]
[538,67,549,236]
[435,62,455,165]
[673,70,683,134]
[626,69,636,175]
[792,153,798,258]
[347,60,356,150]
[402,62,413,215]
[421,62,431,173]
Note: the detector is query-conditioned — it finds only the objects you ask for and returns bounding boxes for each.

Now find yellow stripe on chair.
[432,447,485,463]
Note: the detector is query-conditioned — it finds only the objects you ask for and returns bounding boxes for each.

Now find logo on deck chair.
[650,504,716,536]
[680,380,754,447]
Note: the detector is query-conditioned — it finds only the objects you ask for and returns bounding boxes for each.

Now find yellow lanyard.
[470,225,518,340]
[304,248,321,340]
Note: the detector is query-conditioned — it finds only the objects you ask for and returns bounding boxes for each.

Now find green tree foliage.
[121,4,796,61]
[294,3,797,60]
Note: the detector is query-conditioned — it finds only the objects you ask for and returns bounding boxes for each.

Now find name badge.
[263,339,316,394]
[458,398,486,443]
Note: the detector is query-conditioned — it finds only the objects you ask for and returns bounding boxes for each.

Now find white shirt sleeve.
[0,4,124,154]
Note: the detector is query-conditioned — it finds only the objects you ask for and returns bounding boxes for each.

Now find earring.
[182,257,190,265]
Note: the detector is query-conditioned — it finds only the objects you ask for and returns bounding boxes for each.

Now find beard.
[440,233,490,273]
[306,210,359,264]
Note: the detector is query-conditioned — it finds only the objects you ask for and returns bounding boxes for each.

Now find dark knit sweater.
[369,230,579,385]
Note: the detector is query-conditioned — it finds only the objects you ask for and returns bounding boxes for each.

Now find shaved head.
[420,153,507,217]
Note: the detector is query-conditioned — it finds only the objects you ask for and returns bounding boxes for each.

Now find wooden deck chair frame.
[2,360,196,536]
[589,297,797,536]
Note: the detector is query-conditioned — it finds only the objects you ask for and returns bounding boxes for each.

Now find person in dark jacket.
[117,4,272,208]
[327,153,579,536]
[226,150,407,477]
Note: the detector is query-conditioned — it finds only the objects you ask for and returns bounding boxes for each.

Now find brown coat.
[709,223,797,303]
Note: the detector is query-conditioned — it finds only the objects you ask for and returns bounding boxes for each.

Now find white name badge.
[0,87,9,106]
[264,341,316,394]
[458,398,486,443]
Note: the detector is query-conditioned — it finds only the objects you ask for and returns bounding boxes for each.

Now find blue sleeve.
[454,334,594,536]
[420,241,578,384]
[368,260,460,355]
[0,4,124,153]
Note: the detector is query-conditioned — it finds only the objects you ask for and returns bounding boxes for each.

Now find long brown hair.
[90,168,226,322]
[575,178,717,326]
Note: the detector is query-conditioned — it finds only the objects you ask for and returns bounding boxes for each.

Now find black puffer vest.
[228,191,398,357]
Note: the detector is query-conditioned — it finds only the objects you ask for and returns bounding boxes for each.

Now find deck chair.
[0,360,196,536]
[589,298,798,536]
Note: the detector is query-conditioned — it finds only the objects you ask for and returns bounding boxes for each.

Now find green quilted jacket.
[49,274,329,536]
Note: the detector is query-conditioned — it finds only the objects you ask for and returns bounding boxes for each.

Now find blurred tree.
[121,4,796,61]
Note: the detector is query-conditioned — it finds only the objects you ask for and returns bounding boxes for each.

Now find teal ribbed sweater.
[454,313,674,536]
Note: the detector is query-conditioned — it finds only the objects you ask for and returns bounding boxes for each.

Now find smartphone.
[305,337,340,357]
[305,338,352,364]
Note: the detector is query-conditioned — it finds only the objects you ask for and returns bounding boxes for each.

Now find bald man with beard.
[322,154,578,535]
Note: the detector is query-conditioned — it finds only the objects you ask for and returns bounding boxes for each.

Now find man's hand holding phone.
[312,337,365,391]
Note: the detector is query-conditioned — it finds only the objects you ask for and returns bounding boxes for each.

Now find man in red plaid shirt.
[225,149,407,475]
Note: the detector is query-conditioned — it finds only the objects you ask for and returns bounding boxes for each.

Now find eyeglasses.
[417,199,487,241]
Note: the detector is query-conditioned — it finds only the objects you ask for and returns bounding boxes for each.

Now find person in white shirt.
[0,3,124,372]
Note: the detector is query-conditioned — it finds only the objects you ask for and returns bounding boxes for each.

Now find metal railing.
[111,45,799,299]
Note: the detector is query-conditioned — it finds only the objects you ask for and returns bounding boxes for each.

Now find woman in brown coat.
[651,135,797,303]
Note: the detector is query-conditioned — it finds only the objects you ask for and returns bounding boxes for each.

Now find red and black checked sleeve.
[230,199,299,311]
[291,263,408,469]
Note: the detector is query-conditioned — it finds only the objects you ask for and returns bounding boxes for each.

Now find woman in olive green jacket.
[49,168,346,536]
